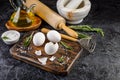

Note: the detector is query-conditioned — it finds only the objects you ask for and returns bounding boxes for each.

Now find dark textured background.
[0,0,120,80]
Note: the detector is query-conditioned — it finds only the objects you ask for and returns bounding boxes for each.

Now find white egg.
[33,32,45,46]
[47,30,61,43]
[44,42,59,55]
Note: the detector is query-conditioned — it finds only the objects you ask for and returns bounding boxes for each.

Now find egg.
[47,30,61,43]
[44,42,59,55]
[33,32,45,46]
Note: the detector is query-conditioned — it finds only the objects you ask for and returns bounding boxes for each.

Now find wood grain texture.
[10,31,83,75]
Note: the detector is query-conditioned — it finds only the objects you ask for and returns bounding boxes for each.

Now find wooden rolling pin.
[41,28,77,42]
[24,0,78,38]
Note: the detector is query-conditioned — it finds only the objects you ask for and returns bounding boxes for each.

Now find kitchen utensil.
[57,0,91,24]
[65,0,83,9]
[41,28,96,53]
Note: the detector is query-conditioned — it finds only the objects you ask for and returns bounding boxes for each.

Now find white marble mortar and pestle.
[57,0,91,24]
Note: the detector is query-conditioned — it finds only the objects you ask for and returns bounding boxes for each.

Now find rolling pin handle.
[41,28,49,34]
[41,28,78,42]
[58,23,78,38]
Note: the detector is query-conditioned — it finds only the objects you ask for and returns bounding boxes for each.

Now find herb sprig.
[23,32,34,47]
[2,36,10,40]
[58,56,64,63]
[77,32,91,39]
[60,41,73,50]
[69,25,104,37]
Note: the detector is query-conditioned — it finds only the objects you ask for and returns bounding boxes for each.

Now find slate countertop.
[0,0,120,80]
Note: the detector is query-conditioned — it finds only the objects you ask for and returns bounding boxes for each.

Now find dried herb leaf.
[60,41,73,50]
[58,56,64,63]
[77,32,91,39]
[92,28,104,37]
[2,36,10,40]
[69,25,104,37]
[23,32,34,47]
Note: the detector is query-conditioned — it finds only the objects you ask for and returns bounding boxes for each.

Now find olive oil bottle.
[9,0,35,27]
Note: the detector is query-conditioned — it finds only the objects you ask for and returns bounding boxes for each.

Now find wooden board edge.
[66,48,83,74]
[9,46,69,76]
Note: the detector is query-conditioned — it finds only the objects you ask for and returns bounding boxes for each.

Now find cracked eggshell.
[38,57,48,65]
[33,32,45,46]
[35,50,42,56]
[44,42,59,55]
[47,30,61,43]
[49,56,56,61]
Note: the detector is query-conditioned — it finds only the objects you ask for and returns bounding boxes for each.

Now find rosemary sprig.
[2,36,10,40]
[60,41,73,50]
[77,32,91,39]
[23,32,34,47]
[58,56,64,63]
[92,28,104,37]
[69,25,104,37]
[69,25,92,30]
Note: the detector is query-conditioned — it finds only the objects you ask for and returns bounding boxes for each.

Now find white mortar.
[57,0,91,24]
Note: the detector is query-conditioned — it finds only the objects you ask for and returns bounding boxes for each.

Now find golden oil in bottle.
[10,10,33,27]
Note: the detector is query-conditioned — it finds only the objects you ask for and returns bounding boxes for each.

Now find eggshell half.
[44,42,59,55]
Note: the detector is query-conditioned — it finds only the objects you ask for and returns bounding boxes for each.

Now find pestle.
[65,0,83,9]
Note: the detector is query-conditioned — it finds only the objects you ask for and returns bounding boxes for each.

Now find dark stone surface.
[0,0,120,80]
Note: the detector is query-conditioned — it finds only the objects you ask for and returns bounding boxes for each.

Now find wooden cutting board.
[10,31,83,75]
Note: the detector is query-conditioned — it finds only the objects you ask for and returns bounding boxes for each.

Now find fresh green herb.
[60,41,73,50]
[77,32,91,39]
[69,25,104,37]
[69,25,92,30]
[92,28,104,37]
[2,36,10,40]
[58,56,64,63]
[23,32,34,47]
